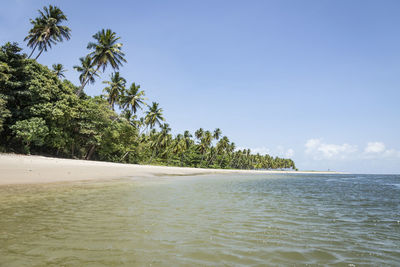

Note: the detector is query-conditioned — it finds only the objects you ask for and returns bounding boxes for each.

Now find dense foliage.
[0,5,296,170]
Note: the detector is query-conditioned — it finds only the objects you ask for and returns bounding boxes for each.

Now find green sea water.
[0,174,399,266]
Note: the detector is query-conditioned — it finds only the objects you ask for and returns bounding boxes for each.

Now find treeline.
[0,5,296,170]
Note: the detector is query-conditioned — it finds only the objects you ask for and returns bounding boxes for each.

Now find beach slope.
[0,154,338,185]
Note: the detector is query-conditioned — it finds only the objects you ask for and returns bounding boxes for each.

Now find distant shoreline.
[0,154,342,186]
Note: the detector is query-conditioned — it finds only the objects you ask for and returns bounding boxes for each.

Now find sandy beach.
[0,154,339,186]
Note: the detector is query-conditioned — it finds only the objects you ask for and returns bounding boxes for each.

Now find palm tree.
[121,83,146,114]
[76,29,126,96]
[24,5,71,59]
[195,128,204,142]
[183,130,193,150]
[171,134,186,166]
[102,72,126,111]
[217,136,230,166]
[74,55,99,96]
[199,130,212,164]
[157,123,171,150]
[77,29,126,96]
[145,102,165,129]
[213,128,221,140]
[52,63,66,78]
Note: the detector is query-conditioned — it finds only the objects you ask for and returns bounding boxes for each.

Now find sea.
[0,173,399,266]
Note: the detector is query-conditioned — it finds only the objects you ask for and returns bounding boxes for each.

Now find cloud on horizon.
[305,139,400,160]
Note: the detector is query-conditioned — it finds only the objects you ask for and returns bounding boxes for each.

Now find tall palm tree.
[171,134,186,166]
[52,63,66,78]
[88,29,127,71]
[24,5,71,59]
[145,102,165,129]
[77,29,126,96]
[195,128,204,142]
[102,72,126,111]
[157,123,171,150]
[183,130,192,150]
[199,130,212,164]
[121,82,146,114]
[73,55,99,96]
[213,128,221,140]
[217,136,230,166]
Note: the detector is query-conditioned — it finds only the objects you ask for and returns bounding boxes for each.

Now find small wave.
[387,183,400,189]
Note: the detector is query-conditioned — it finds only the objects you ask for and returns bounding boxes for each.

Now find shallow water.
[0,174,399,266]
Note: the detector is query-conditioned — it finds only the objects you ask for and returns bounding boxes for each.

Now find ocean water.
[0,173,399,266]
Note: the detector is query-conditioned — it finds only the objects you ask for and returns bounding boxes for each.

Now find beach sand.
[0,154,339,185]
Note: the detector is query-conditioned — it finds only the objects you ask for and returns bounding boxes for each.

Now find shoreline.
[0,154,342,186]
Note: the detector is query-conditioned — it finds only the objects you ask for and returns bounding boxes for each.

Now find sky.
[1,0,400,173]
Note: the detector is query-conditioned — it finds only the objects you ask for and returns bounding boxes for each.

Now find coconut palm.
[88,29,126,71]
[183,130,193,150]
[77,29,127,96]
[217,136,230,166]
[73,55,99,96]
[121,83,146,114]
[194,128,204,142]
[102,72,126,111]
[51,63,66,78]
[24,5,71,59]
[145,102,165,129]
[157,123,171,149]
[199,130,212,164]
[213,128,221,140]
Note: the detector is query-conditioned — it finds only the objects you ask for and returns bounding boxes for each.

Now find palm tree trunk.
[85,145,96,160]
[35,47,45,60]
[219,155,225,166]
[28,43,39,59]
[121,151,130,161]
[148,149,156,164]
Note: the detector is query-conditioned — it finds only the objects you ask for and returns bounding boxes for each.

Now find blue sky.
[1,0,400,173]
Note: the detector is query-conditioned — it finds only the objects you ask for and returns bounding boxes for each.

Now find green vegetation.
[0,5,296,170]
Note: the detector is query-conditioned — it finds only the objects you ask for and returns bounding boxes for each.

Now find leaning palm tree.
[102,72,126,111]
[73,55,99,96]
[121,82,146,114]
[77,29,126,95]
[52,63,66,78]
[145,102,165,130]
[24,5,71,59]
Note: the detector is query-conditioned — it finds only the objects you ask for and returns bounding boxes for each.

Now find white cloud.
[250,146,271,155]
[285,148,295,158]
[305,139,400,161]
[363,142,400,158]
[305,138,358,160]
[365,142,386,153]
